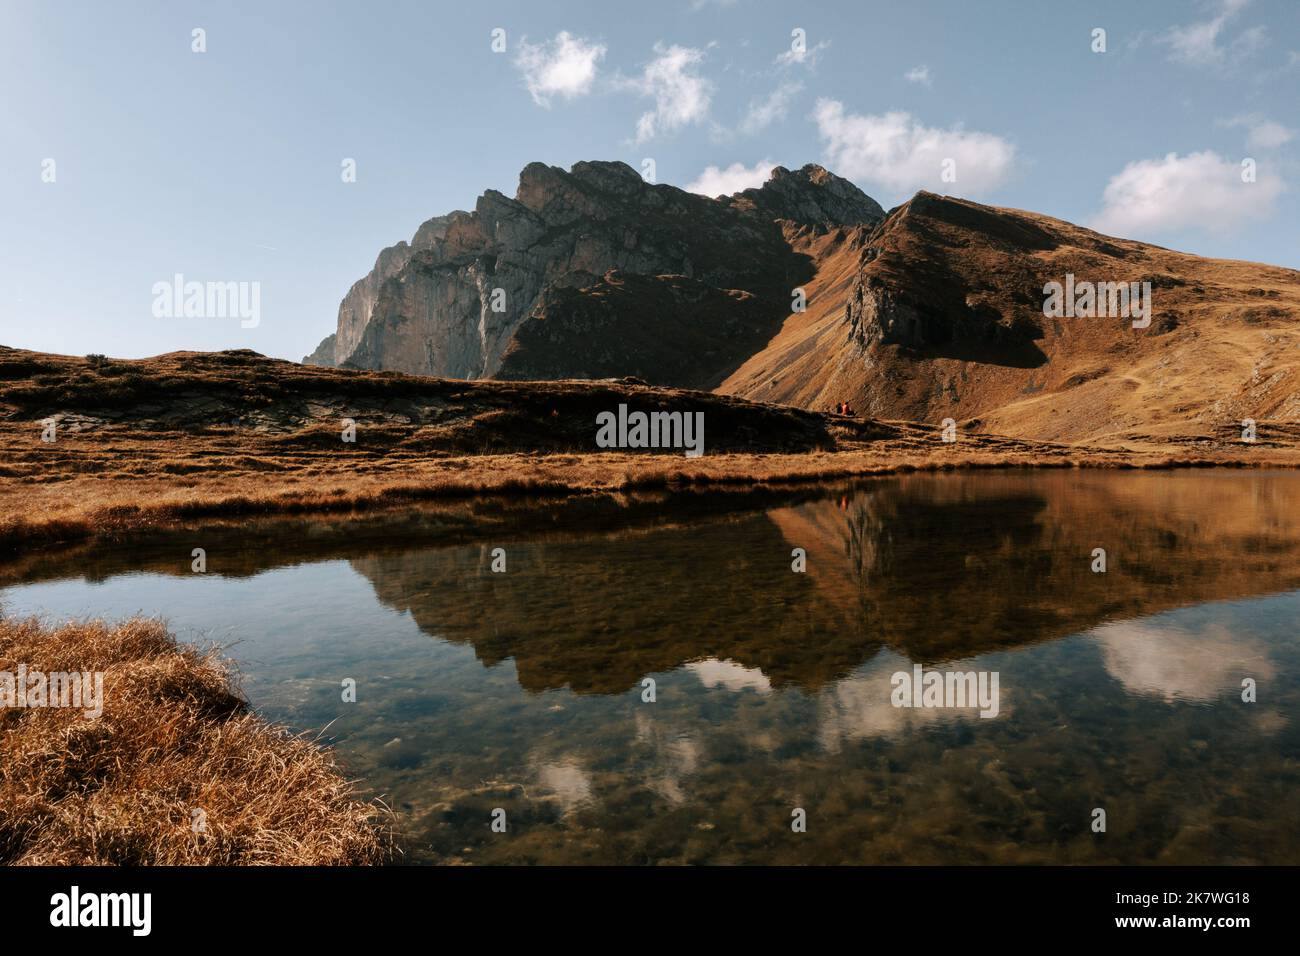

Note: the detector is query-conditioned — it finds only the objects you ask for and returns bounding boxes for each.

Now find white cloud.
[903,64,932,86]
[1160,0,1260,66]
[1090,150,1284,236]
[1091,619,1273,705]
[740,81,802,135]
[514,31,606,107]
[533,759,595,813]
[817,659,1001,751]
[1248,120,1297,150]
[1221,114,1297,151]
[686,658,772,693]
[622,44,713,143]
[776,38,830,70]
[813,99,1016,197]
[685,159,777,197]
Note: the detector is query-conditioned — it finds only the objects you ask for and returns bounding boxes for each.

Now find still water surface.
[3,470,1298,864]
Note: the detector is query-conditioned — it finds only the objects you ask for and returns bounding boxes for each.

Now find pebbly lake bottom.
[3,469,1299,864]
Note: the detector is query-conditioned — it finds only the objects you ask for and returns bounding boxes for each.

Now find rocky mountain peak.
[722,163,885,230]
[567,160,646,193]
[305,159,884,381]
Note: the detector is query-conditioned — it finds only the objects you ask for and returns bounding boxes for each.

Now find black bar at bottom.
[0,865,1280,942]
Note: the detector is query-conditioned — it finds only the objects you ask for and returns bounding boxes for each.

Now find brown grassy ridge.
[3,345,1300,558]
[0,615,388,865]
[720,191,1300,446]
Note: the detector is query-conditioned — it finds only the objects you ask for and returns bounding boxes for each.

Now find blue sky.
[1,0,1297,361]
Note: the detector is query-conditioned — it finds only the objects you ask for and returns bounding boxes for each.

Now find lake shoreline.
[5,439,1300,561]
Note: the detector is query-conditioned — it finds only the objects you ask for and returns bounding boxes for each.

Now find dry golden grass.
[0,616,388,865]
[4,345,1300,559]
[5,419,1300,559]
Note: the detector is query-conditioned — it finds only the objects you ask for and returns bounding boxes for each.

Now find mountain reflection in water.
[3,470,1299,864]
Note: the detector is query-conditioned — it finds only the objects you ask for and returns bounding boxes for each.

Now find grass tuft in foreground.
[0,615,387,865]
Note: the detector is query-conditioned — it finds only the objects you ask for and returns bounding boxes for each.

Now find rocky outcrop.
[721,163,885,232]
[301,332,336,367]
[305,161,883,385]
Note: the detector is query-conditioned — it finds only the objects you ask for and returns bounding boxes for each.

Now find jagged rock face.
[844,269,1043,353]
[308,214,461,368]
[846,282,926,349]
[304,161,883,382]
[496,270,778,388]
